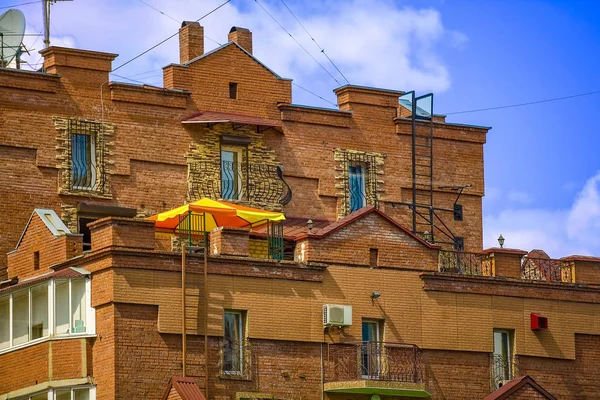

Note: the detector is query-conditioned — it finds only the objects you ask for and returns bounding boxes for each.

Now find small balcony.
[491,353,519,390]
[188,160,292,206]
[324,342,430,398]
[521,256,572,282]
[218,338,252,380]
[438,250,493,276]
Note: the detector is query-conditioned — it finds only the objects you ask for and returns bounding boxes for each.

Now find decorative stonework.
[186,123,287,211]
[60,203,78,233]
[54,116,115,198]
[333,148,385,219]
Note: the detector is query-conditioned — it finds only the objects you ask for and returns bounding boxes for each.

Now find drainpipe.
[204,229,209,399]
[182,244,187,377]
[320,342,324,400]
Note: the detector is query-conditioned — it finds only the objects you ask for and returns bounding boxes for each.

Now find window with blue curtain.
[349,165,366,212]
[71,134,93,188]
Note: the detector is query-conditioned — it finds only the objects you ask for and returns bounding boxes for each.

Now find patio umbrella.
[147,198,285,233]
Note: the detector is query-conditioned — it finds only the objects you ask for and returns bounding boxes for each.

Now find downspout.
[320,342,324,400]
[204,216,209,400]
[182,242,187,377]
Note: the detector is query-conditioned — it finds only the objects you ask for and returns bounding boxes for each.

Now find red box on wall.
[531,313,548,330]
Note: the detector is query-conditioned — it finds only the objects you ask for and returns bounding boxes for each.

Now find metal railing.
[491,354,519,390]
[521,257,572,282]
[67,119,106,193]
[218,338,252,379]
[438,250,491,275]
[188,160,292,205]
[325,342,423,383]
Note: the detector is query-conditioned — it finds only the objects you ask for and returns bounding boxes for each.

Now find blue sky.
[3,0,600,256]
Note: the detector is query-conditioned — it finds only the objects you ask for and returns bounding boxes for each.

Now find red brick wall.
[507,384,550,399]
[0,342,49,394]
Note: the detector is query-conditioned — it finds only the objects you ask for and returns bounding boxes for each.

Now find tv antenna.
[0,9,26,68]
[393,92,472,249]
[43,0,72,48]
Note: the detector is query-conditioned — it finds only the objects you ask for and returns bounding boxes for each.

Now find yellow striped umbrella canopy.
[147,198,285,232]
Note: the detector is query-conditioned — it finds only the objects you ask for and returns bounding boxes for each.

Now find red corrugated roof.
[182,111,282,127]
[484,376,557,400]
[250,217,332,240]
[162,376,206,400]
[0,267,84,293]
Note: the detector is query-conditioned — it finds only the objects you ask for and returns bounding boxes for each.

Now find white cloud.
[506,189,533,205]
[15,0,463,105]
[484,172,600,258]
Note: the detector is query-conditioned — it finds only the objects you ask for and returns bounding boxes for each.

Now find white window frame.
[223,310,245,374]
[0,277,95,355]
[14,385,96,400]
[493,329,513,381]
[361,319,381,378]
[220,146,244,201]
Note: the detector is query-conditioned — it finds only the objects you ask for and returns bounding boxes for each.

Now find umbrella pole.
[181,240,187,377]
[203,213,209,399]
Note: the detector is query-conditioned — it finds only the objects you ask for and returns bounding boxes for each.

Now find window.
[0,278,94,354]
[221,147,243,200]
[369,248,379,268]
[454,237,465,251]
[493,329,514,387]
[361,320,381,378]
[229,82,238,99]
[349,164,366,213]
[454,204,463,221]
[223,310,244,374]
[34,251,40,270]
[16,386,94,400]
[71,133,96,190]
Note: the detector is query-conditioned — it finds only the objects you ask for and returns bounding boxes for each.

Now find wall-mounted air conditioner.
[323,304,352,327]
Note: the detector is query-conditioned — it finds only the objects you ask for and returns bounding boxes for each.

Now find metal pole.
[411,91,417,234]
[181,243,187,377]
[43,0,51,49]
[204,216,209,400]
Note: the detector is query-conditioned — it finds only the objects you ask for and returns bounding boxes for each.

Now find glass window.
[55,280,70,335]
[71,279,87,334]
[349,165,366,212]
[223,311,243,373]
[12,289,29,346]
[361,320,381,377]
[493,329,513,383]
[55,390,71,400]
[71,133,95,189]
[73,388,90,400]
[31,284,49,340]
[30,393,49,400]
[0,296,9,350]
[221,148,242,200]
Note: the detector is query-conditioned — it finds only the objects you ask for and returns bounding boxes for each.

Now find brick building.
[1,21,599,400]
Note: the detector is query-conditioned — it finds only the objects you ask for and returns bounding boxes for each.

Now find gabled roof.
[162,376,206,400]
[15,208,71,249]
[295,206,439,249]
[0,267,86,293]
[166,41,291,82]
[484,376,557,400]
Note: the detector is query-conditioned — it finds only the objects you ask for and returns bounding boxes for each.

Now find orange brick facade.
[0,22,598,400]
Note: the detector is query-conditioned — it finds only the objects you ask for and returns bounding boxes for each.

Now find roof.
[162,376,206,400]
[182,111,282,128]
[294,206,439,249]
[165,41,291,81]
[0,267,86,293]
[15,208,71,249]
[484,376,557,400]
[251,217,333,240]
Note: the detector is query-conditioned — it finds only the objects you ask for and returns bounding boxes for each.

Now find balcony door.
[223,311,244,374]
[493,329,513,387]
[221,147,243,200]
[361,320,381,378]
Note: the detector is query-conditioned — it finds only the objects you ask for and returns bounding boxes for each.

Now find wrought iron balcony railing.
[438,250,492,276]
[491,354,519,390]
[188,160,292,205]
[521,257,573,282]
[325,342,423,383]
[218,338,252,380]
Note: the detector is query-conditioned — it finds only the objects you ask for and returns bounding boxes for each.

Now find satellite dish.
[0,9,26,67]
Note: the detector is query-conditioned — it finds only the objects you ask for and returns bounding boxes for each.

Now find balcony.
[188,160,292,206]
[438,250,492,276]
[521,256,572,282]
[324,342,430,397]
[491,353,519,390]
[218,338,252,380]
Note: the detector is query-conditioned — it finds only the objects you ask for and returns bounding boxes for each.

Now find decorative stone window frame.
[334,148,385,219]
[54,117,114,198]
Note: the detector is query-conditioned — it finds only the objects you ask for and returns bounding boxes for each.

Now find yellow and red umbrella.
[147,198,285,232]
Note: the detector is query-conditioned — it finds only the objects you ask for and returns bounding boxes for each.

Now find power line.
[293,82,337,107]
[446,90,600,115]
[254,0,341,86]
[0,1,41,10]
[111,73,161,86]
[135,0,222,46]
[112,0,231,73]
[278,0,349,85]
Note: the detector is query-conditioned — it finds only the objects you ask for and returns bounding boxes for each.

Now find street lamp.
[498,234,505,249]
[307,219,313,233]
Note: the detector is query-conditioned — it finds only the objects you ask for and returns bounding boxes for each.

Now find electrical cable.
[446,90,600,115]
[0,1,41,10]
[254,0,341,86]
[278,0,349,84]
[112,0,231,73]
[293,82,337,107]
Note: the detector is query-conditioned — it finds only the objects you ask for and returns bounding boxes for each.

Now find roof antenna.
[43,0,72,48]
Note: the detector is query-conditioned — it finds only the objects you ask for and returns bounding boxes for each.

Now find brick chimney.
[180,21,204,64]
[228,26,252,54]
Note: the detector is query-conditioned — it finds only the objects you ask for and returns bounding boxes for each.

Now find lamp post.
[307,219,313,233]
[498,234,505,249]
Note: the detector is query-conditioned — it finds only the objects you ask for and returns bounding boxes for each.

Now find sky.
[2,0,600,257]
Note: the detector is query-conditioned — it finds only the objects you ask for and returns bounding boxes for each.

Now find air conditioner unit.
[323,304,352,327]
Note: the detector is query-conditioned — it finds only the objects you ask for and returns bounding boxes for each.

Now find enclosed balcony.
[324,342,430,398]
